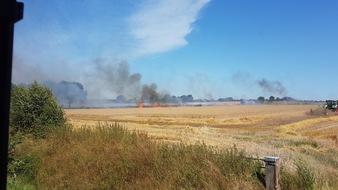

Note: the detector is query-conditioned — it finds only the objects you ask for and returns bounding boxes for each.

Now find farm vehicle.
[309,100,337,116]
[324,100,338,112]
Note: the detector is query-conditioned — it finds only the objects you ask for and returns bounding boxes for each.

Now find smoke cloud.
[232,72,288,97]
[232,72,251,86]
[12,56,170,103]
[12,55,49,83]
[141,83,160,103]
[256,79,287,96]
[91,59,142,99]
[91,59,168,102]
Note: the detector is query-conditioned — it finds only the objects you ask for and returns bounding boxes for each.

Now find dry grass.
[276,116,338,137]
[12,124,263,190]
[65,105,338,189]
[9,104,338,189]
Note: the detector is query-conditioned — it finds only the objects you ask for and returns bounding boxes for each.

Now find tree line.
[257,96,295,103]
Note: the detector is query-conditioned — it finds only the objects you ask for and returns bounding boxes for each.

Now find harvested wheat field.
[65,105,338,146]
[66,104,338,183]
[66,104,338,150]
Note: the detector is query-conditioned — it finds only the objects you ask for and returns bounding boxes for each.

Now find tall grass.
[10,123,263,189]
[280,158,317,190]
[9,122,332,189]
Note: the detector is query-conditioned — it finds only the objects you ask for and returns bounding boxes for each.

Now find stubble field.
[66,104,338,185]
[66,104,338,145]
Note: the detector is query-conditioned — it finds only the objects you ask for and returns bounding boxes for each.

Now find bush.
[10,81,66,137]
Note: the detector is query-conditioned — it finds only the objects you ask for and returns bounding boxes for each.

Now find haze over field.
[12,0,338,100]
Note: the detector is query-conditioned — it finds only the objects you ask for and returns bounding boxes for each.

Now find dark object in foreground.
[0,0,24,189]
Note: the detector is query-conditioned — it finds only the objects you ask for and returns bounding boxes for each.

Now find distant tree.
[206,98,215,102]
[180,95,194,102]
[226,97,234,101]
[187,95,194,102]
[257,96,265,103]
[60,81,87,107]
[44,81,87,108]
[116,95,127,103]
[10,81,66,136]
[281,96,294,101]
[161,94,172,103]
[195,99,204,102]
[269,96,275,102]
[218,97,234,102]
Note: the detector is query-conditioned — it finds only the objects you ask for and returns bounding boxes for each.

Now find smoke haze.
[232,72,288,97]
[91,59,142,99]
[12,56,49,83]
[44,81,87,107]
[257,79,287,96]
[89,59,168,101]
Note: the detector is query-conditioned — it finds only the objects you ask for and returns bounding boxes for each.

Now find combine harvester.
[324,100,338,112]
[309,100,338,116]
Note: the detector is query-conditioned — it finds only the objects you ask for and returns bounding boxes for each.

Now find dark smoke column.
[0,0,23,189]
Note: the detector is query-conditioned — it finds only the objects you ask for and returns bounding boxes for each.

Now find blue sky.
[12,0,338,100]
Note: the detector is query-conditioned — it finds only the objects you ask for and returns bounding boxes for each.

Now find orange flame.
[138,100,143,108]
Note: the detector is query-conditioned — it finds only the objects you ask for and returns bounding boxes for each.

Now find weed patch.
[288,141,318,148]
[9,123,264,189]
[280,158,317,190]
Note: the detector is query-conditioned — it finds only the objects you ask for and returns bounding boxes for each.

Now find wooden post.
[264,156,280,190]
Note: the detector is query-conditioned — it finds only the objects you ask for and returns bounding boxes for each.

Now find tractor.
[324,100,338,112]
[309,100,337,116]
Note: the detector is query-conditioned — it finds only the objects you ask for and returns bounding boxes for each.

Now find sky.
[12,0,338,100]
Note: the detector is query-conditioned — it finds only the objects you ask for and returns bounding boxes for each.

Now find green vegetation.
[288,141,319,148]
[10,81,66,137]
[280,158,317,190]
[8,81,67,189]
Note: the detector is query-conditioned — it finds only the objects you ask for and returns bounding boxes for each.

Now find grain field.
[66,104,338,186]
